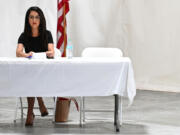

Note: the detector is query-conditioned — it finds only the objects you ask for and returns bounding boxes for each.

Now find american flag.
[57,0,70,57]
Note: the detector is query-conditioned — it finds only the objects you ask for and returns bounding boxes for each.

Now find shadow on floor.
[0,118,147,134]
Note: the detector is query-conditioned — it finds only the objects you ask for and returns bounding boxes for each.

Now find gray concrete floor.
[0,90,180,134]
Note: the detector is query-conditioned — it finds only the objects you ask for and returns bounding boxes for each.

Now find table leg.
[115,94,120,132]
[14,97,19,123]
[114,95,117,125]
[119,96,123,126]
[53,97,57,122]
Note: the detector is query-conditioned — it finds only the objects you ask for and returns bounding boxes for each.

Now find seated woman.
[16,6,54,126]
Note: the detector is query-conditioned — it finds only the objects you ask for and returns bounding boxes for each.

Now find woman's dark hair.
[24,6,47,50]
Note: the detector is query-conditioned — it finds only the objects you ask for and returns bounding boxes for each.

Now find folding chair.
[14,97,57,123]
[80,47,123,132]
[14,48,61,123]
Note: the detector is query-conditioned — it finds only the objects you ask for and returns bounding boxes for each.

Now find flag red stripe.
[57,0,70,56]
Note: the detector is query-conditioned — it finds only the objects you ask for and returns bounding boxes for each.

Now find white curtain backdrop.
[68,0,180,92]
[1,0,180,92]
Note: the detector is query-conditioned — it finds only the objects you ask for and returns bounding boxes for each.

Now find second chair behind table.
[80,47,123,128]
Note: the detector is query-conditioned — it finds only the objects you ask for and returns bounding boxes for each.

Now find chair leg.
[53,97,56,102]
[14,97,19,123]
[79,97,83,127]
[20,97,23,122]
[82,97,85,122]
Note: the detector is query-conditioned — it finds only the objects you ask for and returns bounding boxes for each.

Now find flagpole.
[63,4,67,57]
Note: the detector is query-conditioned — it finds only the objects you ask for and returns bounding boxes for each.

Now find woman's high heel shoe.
[37,97,49,117]
[25,112,35,127]
[40,106,48,117]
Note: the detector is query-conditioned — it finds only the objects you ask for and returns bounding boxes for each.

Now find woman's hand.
[46,51,54,58]
[46,43,54,58]
[25,51,33,58]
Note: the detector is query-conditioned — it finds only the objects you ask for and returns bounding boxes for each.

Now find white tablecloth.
[0,57,136,103]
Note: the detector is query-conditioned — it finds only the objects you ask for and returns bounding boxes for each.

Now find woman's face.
[29,11,40,29]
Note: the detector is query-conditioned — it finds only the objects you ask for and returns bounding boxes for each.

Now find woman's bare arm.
[46,43,54,58]
[16,43,33,57]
